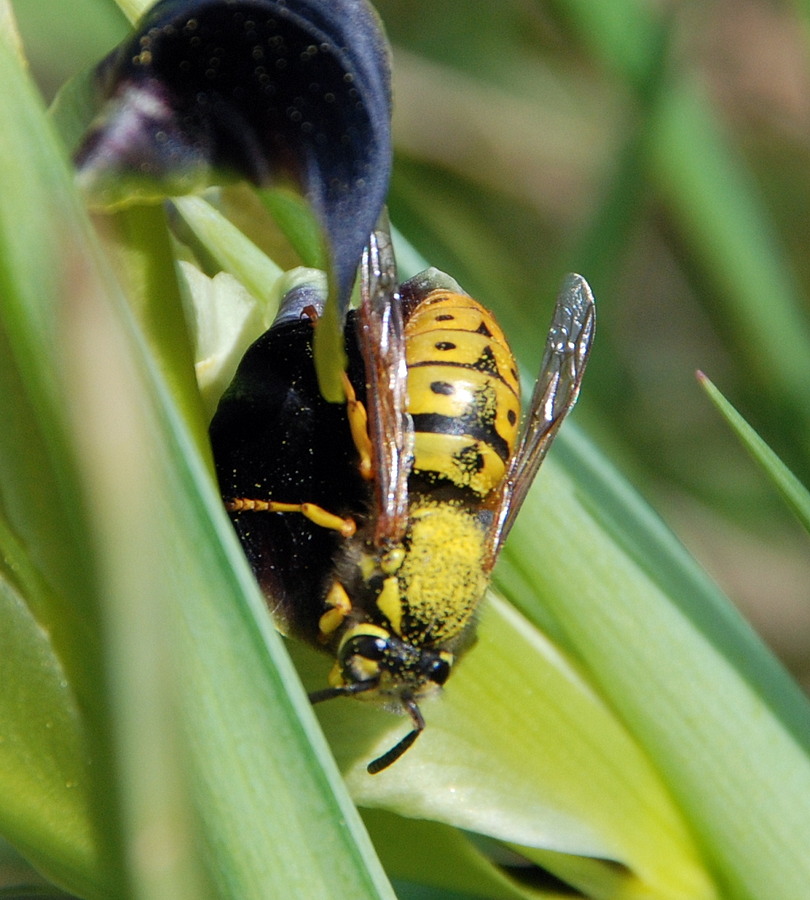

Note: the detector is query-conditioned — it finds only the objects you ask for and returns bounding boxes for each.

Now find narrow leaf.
[698,371,810,535]
[294,594,716,899]
[0,4,397,895]
[499,434,810,899]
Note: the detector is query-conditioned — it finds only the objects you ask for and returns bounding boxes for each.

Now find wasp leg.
[225,498,356,538]
[298,305,372,479]
[341,371,374,480]
[318,581,352,641]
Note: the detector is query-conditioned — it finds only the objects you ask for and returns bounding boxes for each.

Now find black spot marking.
[507,408,517,426]
[435,341,456,351]
[454,444,485,475]
[435,313,454,322]
[471,382,498,428]
[473,344,500,376]
[431,381,455,396]
[475,320,493,337]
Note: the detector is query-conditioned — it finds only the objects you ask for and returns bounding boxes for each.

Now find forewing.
[357,223,413,547]
[485,274,595,565]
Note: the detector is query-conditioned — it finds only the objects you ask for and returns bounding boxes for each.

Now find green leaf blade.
[0,4,397,895]
[300,592,716,898]
[698,372,810,535]
[501,436,810,899]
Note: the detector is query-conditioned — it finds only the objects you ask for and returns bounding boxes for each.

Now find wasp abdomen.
[404,290,521,498]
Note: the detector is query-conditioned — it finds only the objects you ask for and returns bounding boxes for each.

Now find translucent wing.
[484,274,595,566]
[357,221,413,547]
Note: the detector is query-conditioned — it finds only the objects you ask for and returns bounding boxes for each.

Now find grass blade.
[698,371,810,534]
[0,5,396,896]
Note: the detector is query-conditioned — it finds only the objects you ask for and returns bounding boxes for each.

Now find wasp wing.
[484,274,595,567]
[357,222,413,547]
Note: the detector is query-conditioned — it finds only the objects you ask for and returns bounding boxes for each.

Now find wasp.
[210,228,595,773]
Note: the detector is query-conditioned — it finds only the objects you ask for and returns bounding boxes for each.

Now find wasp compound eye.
[340,633,389,686]
[424,656,451,686]
[348,634,388,662]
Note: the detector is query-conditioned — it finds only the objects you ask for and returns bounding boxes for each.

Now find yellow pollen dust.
[397,502,488,644]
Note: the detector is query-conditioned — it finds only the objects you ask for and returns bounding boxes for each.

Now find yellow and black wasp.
[210,228,595,773]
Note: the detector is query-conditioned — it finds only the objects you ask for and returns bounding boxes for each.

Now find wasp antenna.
[309,681,376,705]
[367,696,425,774]
[309,686,348,705]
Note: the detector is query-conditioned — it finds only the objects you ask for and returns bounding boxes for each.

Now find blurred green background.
[13,0,810,685]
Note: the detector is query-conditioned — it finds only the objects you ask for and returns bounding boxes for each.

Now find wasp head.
[309,623,453,773]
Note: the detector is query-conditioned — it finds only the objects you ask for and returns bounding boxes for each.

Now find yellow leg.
[318,581,352,640]
[225,498,356,537]
[341,371,374,481]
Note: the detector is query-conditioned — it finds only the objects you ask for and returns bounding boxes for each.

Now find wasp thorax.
[392,500,489,647]
[333,500,487,654]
